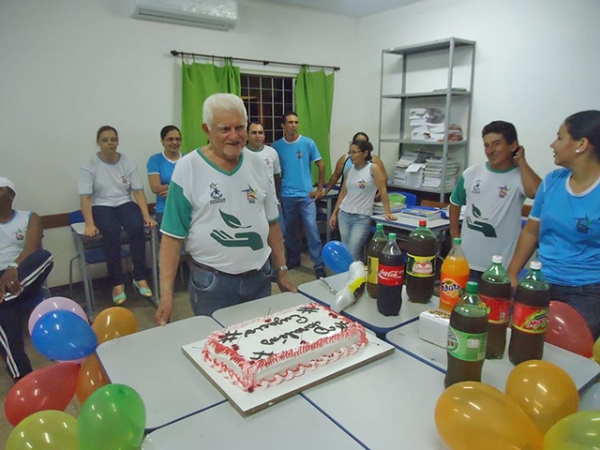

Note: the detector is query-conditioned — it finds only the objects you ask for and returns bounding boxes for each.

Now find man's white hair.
[203,93,248,130]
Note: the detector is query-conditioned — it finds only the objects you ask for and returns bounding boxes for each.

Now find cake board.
[182,334,394,416]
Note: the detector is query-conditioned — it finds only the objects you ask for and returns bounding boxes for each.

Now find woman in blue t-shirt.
[508,110,600,339]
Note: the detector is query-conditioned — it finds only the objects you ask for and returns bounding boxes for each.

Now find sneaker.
[287,260,301,270]
[315,268,327,279]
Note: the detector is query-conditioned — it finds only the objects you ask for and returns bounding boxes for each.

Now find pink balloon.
[28,297,88,335]
[546,300,594,358]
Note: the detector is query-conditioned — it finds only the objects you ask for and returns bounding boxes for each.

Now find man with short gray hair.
[156,94,295,325]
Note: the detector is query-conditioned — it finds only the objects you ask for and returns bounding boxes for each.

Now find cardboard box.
[419,309,450,348]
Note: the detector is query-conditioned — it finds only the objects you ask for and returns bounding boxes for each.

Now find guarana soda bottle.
[439,237,470,313]
[406,219,437,303]
[508,261,551,365]
[367,223,387,299]
[479,255,511,359]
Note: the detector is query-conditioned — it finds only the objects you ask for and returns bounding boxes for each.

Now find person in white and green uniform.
[449,121,541,278]
[155,94,295,325]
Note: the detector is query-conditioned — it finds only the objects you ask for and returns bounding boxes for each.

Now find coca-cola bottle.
[377,233,404,316]
[367,223,387,299]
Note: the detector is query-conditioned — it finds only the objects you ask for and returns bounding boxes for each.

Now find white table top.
[386,321,600,392]
[298,273,437,335]
[302,350,448,450]
[96,316,225,431]
[371,214,450,232]
[212,292,309,327]
[141,396,366,449]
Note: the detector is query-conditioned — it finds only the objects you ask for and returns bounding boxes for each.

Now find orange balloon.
[435,382,543,450]
[92,307,138,344]
[76,353,109,405]
[505,360,578,434]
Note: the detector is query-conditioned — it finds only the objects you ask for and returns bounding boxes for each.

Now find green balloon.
[7,410,78,450]
[78,384,146,450]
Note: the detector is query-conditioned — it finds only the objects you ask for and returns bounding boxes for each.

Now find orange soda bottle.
[439,237,470,312]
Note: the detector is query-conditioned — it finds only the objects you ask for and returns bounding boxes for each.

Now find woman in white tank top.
[330,140,396,261]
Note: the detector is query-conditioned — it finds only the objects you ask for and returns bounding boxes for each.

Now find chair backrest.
[69,210,84,224]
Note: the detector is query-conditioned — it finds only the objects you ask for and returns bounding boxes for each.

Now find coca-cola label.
[511,303,548,334]
[447,327,487,362]
[407,253,435,278]
[480,294,510,324]
[367,256,379,284]
[378,263,404,286]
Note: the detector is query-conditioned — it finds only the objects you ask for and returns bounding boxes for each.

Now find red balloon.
[4,362,79,426]
[546,301,594,358]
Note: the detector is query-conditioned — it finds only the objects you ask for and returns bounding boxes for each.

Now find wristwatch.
[275,265,288,274]
[6,262,19,270]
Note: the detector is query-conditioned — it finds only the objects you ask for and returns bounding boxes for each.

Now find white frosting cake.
[202,303,368,392]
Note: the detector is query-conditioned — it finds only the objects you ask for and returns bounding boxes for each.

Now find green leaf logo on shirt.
[219,210,250,229]
[211,209,264,251]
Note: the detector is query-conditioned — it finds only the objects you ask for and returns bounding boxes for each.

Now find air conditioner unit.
[132,0,238,31]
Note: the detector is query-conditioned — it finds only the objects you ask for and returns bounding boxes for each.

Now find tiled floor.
[0,253,320,446]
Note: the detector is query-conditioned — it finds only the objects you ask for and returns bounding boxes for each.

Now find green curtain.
[181,59,241,154]
[295,66,335,182]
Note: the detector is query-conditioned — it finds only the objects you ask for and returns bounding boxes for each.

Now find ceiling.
[246,0,424,18]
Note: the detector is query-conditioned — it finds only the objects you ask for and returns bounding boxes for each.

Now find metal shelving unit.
[378,37,476,202]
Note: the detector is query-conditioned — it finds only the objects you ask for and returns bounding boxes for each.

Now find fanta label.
[441,278,462,299]
[378,264,404,286]
[511,303,548,334]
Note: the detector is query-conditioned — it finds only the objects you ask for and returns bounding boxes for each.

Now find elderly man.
[155,94,295,325]
[0,177,54,382]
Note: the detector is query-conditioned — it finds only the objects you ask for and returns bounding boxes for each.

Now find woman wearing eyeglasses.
[330,140,396,261]
[78,125,156,305]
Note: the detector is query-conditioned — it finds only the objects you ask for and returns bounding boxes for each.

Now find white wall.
[0,0,362,286]
[355,0,600,179]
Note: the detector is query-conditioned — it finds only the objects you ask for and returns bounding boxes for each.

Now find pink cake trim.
[203,303,368,392]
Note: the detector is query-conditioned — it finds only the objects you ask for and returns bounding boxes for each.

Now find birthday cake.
[202,303,368,392]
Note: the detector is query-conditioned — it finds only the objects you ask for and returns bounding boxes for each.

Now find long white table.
[96,316,225,431]
[298,273,436,336]
[212,291,308,327]
[141,396,367,449]
[302,350,448,450]
[386,321,600,392]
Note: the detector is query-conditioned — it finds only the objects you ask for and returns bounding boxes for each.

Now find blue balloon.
[32,310,97,361]
[322,240,354,274]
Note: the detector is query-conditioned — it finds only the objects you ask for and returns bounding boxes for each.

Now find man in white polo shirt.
[155,94,295,325]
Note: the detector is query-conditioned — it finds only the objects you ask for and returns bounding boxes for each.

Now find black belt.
[190,259,263,277]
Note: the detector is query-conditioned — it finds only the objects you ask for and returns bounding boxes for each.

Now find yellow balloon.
[92,307,138,344]
[435,381,543,450]
[505,360,578,434]
[6,410,78,450]
[593,336,600,364]
[544,411,600,450]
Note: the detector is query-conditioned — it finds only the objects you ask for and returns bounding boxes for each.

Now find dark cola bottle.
[406,219,436,303]
[367,223,387,299]
[445,281,488,388]
[508,261,551,365]
[479,255,512,359]
[377,233,404,316]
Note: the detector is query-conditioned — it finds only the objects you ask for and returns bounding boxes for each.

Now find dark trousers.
[0,249,53,380]
[92,202,146,286]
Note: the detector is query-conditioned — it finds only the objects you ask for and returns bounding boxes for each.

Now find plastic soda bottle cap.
[466,281,478,293]
[376,223,383,230]
[389,233,397,240]
[530,261,542,270]
[453,237,462,245]
[492,255,503,264]
[419,220,427,227]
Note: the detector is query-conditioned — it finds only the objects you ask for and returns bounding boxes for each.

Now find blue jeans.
[189,260,272,317]
[337,210,371,262]
[550,283,600,340]
[281,196,324,269]
[93,202,146,286]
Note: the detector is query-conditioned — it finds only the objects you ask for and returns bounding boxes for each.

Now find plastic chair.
[68,210,131,314]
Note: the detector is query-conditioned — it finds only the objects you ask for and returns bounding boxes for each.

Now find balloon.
[6,410,78,450]
[546,301,594,358]
[92,307,138,344]
[435,381,543,450]
[28,296,88,335]
[5,362,79,426]
[76,353,109,405]
[579,383,600,411]
[78,384,146,450]
[594,336,600,364]
[31,310,97,361]
[544,410,600,450]
[321,240,354,274]
[505,360,578,433]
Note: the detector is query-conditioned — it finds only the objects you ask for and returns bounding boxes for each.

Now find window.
[241,74,295,144]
